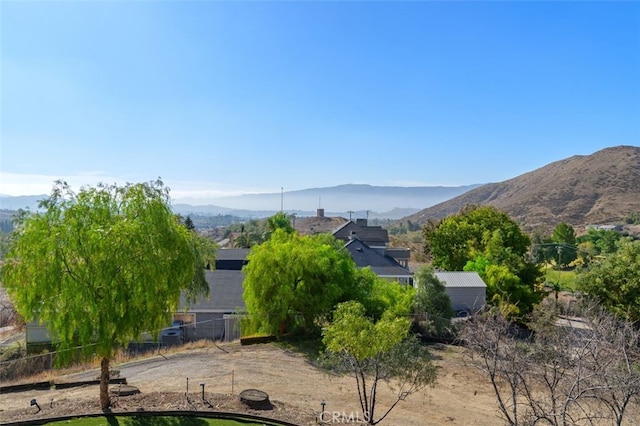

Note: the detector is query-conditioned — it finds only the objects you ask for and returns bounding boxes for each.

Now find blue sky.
[1,1,639,203]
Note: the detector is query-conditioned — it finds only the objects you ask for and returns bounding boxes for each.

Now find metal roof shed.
[434,271,487,313]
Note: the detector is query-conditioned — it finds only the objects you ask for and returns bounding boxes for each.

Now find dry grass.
[1,339,224,385]
[405,146,640,234]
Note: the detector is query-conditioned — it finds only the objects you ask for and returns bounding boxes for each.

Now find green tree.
[322,301,437,425]
[412,266,454,336]
[242,230,357,336]
[233,224,262,248]
[551,222,576,246]
[184,215,195,231]
[357,268,415,321]
[550,223,577,268]
[576,240,598,267]
[265,211,294,238]
[423,205,530,271]
[424,206,542,318]
[578,240,640,321]
[624,212,640,225]
[576,228,625,257]
[0,180,212,410]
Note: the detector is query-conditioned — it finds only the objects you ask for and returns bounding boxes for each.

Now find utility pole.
[347,210,354,221]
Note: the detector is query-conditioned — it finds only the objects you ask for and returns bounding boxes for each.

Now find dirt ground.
[0,341,500,425]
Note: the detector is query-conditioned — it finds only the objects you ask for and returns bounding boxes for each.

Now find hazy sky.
[1,1,639,202]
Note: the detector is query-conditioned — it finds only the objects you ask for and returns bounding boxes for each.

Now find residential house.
[26,249,250,352]
[173,249,248,342]
[333,219,410,268]
[343,236,413,284]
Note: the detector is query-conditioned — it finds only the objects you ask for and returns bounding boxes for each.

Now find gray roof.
[215,248,249,261]
[345,238,412,278]
[181,269,245,313]
[333,221,389,246]
[434,271,487,288]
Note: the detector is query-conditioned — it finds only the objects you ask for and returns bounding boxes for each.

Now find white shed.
[434,271,486,314]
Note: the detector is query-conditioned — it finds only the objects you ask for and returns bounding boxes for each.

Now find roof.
[215,248,250,270]
[215,248,250,261]
[344,238,412,278]
[333,221,389,246]
[434,271,487,288]
[294,216,348,235]
[181,269,245,313]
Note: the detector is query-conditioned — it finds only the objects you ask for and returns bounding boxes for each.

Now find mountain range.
[172,184,481,219]
[404,145,640,233]
[2,146,638,229]
[0,184,481,220]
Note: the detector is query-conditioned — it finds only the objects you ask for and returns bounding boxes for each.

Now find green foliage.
[355,268,415,321]
[624,212,640,225]
[550,223,578,267]
[265,211,294,237]
[578,239,640,321]
[423,205,542,319]
[232,224,262,249]
[544,267,578,291]
[229,212,295,248]
[242,230,357,337]
[1,180,211,408]
[184,215,195,231]
[487,264,537,318]
[576,228,626,262]
[322,301,436,425]
[226,219,267,248]
[323,301,409,359]
[534,242,578,269]
[551,222,576,246]
[184,214,246,229]
[412,266,454,336]
[464,254,542,319]
[387,220,421,236]
[423,205,531,271]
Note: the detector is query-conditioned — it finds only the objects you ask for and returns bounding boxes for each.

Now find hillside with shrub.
[403,145,640,235]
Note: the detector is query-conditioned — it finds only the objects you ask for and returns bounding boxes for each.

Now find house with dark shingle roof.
[174,249,248,342]
[214,248,249,270]
[333,218,410,267]
[25,258,249,351]
[333,219,389,250]
[344,236,413,284]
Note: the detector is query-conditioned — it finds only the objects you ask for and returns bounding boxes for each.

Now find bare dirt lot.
[0,342,500,425]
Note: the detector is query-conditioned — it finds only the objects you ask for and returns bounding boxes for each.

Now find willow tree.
[242,229,357,337]
[1,180,211,410]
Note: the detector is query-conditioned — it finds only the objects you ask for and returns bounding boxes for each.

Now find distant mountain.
[171,205,420,221]
[404,146,640,233]
[0,184,479,220]
[174,184,481,214]
[0,194,47,211]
